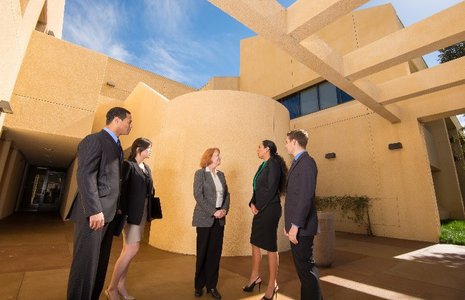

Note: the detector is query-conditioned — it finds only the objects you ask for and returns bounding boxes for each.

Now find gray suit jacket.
[192,168,230,227]
[67,130,122,223]
[285,151,318,236]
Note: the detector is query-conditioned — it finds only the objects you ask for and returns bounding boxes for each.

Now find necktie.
[290,158,297,170]
[117,139,123,160]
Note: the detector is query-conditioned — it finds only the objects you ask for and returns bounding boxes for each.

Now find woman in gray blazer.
[192,148,230,300]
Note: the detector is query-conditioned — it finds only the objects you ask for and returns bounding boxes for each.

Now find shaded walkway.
[0,213,464,299]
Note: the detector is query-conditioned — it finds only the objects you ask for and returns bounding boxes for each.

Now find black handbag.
[113,213,128,236]
[149,188,162,220]
[150,196,163,219]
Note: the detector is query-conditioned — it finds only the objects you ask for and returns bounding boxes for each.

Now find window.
[282,93,301,119]
[279,81,353,119]
[300,86,318,115]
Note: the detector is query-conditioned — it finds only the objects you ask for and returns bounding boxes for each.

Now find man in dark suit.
[284,129,321,300]
[66,107,132,300]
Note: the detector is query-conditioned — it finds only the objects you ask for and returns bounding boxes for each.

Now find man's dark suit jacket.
[67,130,122,223]
[285,151,318,236]
[120,160,153,225]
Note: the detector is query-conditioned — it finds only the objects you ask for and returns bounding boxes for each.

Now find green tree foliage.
[438,41,465,63]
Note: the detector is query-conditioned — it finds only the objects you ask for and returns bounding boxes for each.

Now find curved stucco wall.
[149,90,290,256]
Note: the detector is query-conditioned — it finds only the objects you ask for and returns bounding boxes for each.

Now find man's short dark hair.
[106,107,130,125]
[287,129,309,148]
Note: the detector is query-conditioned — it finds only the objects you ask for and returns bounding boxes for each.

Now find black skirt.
[250,202,282,252]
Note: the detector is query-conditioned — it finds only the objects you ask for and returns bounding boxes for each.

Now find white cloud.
[62,0,244,88]
[142,36,228,88]
[142,0,196,36]
[144,40,192,84]
[63,0,132,62]
[139,0,234,88]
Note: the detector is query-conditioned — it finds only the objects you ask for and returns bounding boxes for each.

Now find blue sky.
[63,0,462,90]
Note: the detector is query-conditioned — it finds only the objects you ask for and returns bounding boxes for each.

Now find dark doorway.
[18,167,66,212]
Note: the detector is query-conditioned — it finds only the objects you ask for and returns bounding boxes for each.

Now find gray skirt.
[123,198,148,244]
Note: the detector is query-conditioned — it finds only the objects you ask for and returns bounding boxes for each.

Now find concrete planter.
[314,211,335,267]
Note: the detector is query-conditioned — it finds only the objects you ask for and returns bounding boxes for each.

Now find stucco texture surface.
[147,90,290,256]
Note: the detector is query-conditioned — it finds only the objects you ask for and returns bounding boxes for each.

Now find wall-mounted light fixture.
[388,142,403,150]
[0,100,13,114]
[106,80,116,87]
[325,152,336,159]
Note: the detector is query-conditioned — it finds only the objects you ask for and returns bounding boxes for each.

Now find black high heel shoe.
[243,277,262,292]
[261,285,278,300]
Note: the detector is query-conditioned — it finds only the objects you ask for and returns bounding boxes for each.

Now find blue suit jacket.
[284,151,318,236]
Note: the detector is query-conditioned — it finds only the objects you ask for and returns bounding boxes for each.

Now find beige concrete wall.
[83,88,291,255]
[286,80,465,241]
[424,126,440,170]
[201,77,240,91]
[6,31,107,137]
[5,32,195,138]
[102,59,195,102]
[146,90,290,256]
[119,83,170,152]
[240,36,321,99]
[235,4,465,242]
[239,5,409,99]
[289,100,441,241]
[0,148,26,219]
[426,120,465,219]
[0,0,64,131]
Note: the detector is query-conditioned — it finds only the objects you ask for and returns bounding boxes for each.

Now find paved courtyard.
[1,212,464,299]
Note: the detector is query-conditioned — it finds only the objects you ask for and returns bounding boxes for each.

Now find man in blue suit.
[284,129,321,300]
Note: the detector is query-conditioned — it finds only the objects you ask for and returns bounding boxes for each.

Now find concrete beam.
[378,56,465,105]
[300,36,400,122]
[209,0,401,123]
[415,85,465,123]
[207,0,286,37]
[287,0,368,41]
[344,1,465,80]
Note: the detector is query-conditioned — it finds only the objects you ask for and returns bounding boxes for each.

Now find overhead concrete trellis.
[208,0,465,123]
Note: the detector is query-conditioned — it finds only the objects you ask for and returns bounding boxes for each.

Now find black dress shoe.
[194,288,203,297]
[207,288,222,299]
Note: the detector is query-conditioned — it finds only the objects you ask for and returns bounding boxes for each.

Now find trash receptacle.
[314,211,335,267]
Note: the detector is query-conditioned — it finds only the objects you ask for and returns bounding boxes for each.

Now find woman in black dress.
[243,140,287,300]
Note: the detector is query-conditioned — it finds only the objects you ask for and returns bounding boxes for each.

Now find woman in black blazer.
[192,148,230,299]
[243,140,287,300]
[106,138,154,300]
